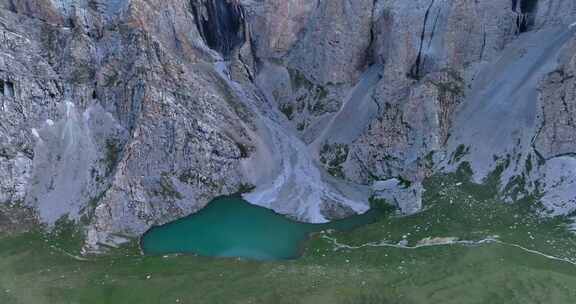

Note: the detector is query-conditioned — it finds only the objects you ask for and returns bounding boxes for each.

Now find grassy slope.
[1,166,576,304]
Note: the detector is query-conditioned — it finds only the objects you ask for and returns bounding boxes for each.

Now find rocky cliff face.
[0,0,575,252]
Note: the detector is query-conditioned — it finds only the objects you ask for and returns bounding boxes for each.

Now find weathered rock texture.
[0,0,575,251]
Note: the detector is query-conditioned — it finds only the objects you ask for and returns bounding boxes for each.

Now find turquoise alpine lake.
[141,196,381,260]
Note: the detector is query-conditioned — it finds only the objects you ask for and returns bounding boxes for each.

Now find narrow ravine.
[213,62,370,223]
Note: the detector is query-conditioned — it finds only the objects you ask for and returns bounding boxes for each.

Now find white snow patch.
[31,128,40,139]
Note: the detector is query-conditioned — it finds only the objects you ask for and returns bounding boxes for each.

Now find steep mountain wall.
[0,0,575,251]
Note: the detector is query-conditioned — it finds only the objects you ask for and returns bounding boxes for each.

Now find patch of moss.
[423,151,435,170]
[502,174,529,202]
[235,142,250,158]
[155,174,183,200]
[80,191,107,226]
[288,68,333,117]
[317,86,328,101]
[178,171,194,184]
[430,77,464,97]
[0,148,11,158]
[525,154,533,174]
[104,139,122,176]
[279,103,295,120]
[288,68,312,90]
[310,99,325,114]
[178,171,220,191]
[326,167,342,179]
[397,176,412,189]
[450,144,470,164]
[236,183,256,194]
[50,216,85,253]
[319,143,349,178]
[368,196,396,213]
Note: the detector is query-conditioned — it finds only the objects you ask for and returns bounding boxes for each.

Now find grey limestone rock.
[0,0,576,252]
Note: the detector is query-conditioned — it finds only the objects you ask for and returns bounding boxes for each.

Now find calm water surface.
[141,196,380,260]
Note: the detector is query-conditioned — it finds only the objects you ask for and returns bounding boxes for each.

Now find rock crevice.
[190,0,246,58]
